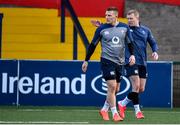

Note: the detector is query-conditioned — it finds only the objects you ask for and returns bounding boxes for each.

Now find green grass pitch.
[0,106,180,124]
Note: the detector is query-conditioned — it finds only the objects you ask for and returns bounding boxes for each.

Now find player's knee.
[139,87,145,93]
[109,84,116,92]
[132,85,140,92]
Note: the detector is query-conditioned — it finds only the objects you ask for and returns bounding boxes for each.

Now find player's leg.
[116,82,120,93]
[131,75,140,92]
[114,65,122,94]
[128,66,144,119]
[99,58,122,121]
[132,77,145,119]
[106,80,117,111]
[100,81,122,121]
[102,81,120,112]
[134,65,148,119]
[139,65,147,93]
[100,75,121,120]
[118,75,140,119]
[139,78,146,93]
[101,79,120,112]
[108,63,123,121]
[99,60,110,121]
[101,100,110,112]
[106,80,122,121]
[119,65,145,119]
[134,77,146,119]
[118,65,139,118]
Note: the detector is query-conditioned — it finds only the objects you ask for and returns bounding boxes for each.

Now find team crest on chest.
[120,30,125,34]
[142,30,146,35]
[104,31,109,35]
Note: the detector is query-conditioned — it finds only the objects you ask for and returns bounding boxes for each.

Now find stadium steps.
[0,7,126,60]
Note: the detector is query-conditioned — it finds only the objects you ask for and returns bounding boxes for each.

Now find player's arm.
[127,42,134,56]
[126,26,135,65]
[82,43,96,72]
[84,43,97,61]
[82,28,101,72]
[147,29,159,60]
[127,42,135,66]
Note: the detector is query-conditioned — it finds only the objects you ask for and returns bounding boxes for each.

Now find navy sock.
[127,92,139,105]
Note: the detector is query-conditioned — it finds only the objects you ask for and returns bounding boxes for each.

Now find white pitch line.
[0,121,89,124]
[18,109,98,112]
[19,109,64,112]
[146,111,180,114]
[17,109,180,114]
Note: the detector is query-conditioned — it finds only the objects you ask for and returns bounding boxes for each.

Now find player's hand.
[82,61,88,72]
[90,20,101,27]
[129,55,135,66]
[152,52,158,60]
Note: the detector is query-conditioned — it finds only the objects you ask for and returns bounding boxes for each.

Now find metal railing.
[173,61,180,107]
[0,13,3,58]
[60,0,89,60]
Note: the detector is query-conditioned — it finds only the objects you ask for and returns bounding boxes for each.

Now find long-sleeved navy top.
[125,24,159,65]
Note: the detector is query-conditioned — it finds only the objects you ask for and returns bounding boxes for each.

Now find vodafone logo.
[112,36,120,44]
[91,75,130,96]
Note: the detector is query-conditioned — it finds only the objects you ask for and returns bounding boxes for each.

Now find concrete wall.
[125,0,180,61]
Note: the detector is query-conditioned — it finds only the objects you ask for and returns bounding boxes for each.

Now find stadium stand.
[0,7,99,60]
[139,0,180,6]
[0,0,126,60]
[0,0,125,17]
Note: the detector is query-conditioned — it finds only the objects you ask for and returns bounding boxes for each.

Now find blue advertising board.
[0,60,18,105]
[0,60,173,107]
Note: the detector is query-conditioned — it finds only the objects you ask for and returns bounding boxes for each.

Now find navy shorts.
[100,58,123,83]
[125,64,148,78]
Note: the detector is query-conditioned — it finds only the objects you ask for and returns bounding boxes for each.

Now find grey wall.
[125,0,180,61]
